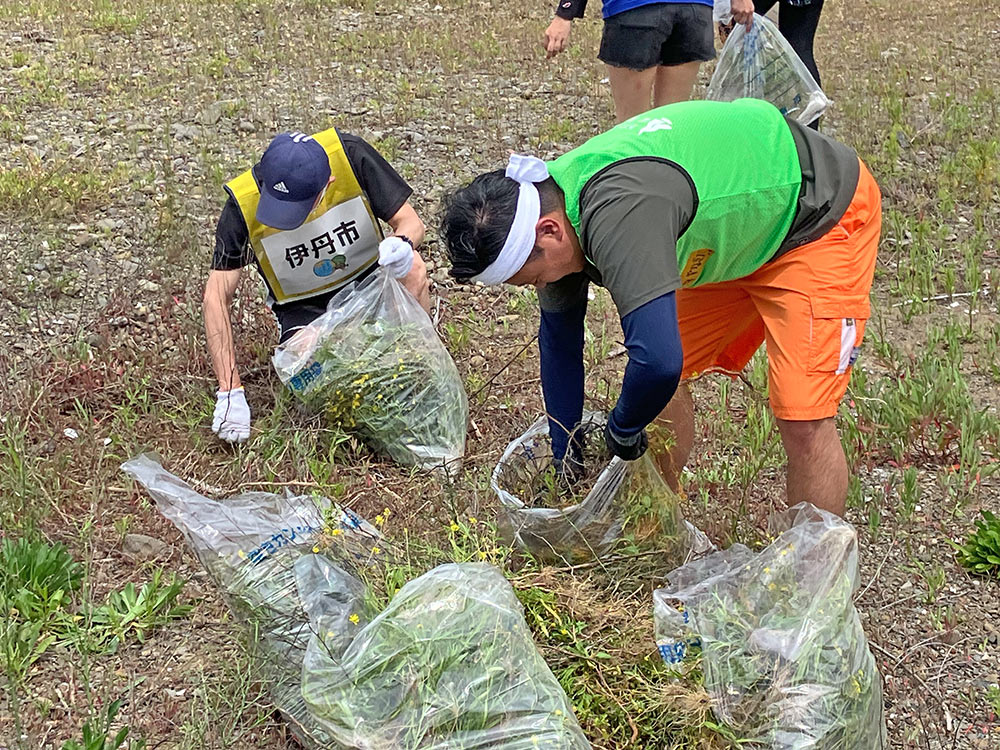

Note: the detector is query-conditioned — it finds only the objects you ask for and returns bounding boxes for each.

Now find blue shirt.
[555,0,713,21]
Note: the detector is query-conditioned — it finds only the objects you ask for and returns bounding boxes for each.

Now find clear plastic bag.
[302,563,592,750]
[122,458,589,750]
[121,455,379,749]
[272,270,468,474]
[713,0,732,25]
[491,413,693,564]
[707,14,830,125]
[653,503,887,750]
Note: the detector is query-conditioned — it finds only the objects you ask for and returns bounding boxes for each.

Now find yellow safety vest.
[225,128,383,304]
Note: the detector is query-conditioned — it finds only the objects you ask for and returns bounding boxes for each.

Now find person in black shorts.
[204,129,428,443]
[543,0,714,122]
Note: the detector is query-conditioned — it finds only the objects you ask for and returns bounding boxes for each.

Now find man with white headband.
[440,99,881,516]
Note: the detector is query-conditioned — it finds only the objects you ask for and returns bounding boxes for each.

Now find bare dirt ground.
[1,0,999,747]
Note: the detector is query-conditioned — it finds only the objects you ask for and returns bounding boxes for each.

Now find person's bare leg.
[652,383,695,493]
[653,61,702,106]
[776,417,848,516]
[606,64,658,122]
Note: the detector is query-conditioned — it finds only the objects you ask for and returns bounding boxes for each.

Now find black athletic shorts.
[274,303,327,344]
[599,2,715,70]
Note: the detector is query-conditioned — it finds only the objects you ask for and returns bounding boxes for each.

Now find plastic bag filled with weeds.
[491,412,691,564]
[121,455,379,749]
[653,503,887,750]
[272,270,468,474]
[302,562,592,750]
[707,14,829,125]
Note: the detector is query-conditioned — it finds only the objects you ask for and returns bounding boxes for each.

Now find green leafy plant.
[1,618,57,681]
[61,697,139,750]
[0,536,83,612]
[0,537,83,678]
[952,510,1000,577]
[89,569,192,650]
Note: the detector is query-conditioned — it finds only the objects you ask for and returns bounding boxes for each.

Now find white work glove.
[212,387,251,443]
[378,236,414,279]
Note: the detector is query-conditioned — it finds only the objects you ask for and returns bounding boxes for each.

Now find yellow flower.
[383,508,391,517]
[332,528,343,536]
[478,551,488,560]
[372,546,381,555]
[349,613,360,625]
[375,514,385,526]
[312,545,320,553]
[237,549,246,559]
[469,517,478,525]
[450,522,460,532]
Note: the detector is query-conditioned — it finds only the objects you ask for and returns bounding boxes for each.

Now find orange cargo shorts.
[677,159,882,421]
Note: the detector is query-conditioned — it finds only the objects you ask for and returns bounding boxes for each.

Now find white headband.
[470,154,550,285]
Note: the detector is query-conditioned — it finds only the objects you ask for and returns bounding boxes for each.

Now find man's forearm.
[393,217,425,248]
[204,274,242,391]
[387,202,426,248]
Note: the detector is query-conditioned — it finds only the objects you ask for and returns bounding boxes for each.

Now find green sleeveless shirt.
[547,99,802,287]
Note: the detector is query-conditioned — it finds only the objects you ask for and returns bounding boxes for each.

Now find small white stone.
[64,428,79,440]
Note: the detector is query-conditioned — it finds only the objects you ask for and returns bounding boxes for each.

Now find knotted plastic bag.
[707,14,829,125]
[302,563,592,749]
[491,413,693,564]
[273,270,469,474]
[121,455,378,749]
[653,503,886,749]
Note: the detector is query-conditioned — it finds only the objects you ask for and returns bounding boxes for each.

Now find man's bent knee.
[777,416,838,453]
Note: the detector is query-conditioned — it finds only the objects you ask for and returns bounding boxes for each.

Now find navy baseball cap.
[255,132,332,230]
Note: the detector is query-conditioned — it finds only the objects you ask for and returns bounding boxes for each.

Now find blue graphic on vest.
[313,255,348,277]
[313,259,335,277]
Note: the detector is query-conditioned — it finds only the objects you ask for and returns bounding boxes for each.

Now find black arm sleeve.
[339,131,414,222]
[555,0,587,19]
[212,196,253,270]
[608,292,683,438]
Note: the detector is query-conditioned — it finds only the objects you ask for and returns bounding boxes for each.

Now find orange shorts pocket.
[808,295,871,375]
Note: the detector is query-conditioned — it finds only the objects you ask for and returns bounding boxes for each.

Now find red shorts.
[677,159,882,421]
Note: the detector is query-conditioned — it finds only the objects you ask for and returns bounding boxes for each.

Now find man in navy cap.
[203,129,428,444]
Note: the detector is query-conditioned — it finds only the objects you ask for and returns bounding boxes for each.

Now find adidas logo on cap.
[273,181,289,193]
